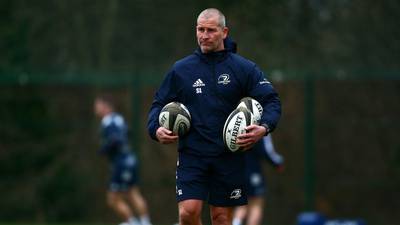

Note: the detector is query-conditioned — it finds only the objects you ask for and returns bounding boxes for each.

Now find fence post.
[304,77,315,210]
[130,74,142,156]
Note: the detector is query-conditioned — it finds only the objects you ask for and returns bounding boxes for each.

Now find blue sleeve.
[100,123,124,154]
[246,65,281,132]
[257,135,284,167]
[147,69,179,141]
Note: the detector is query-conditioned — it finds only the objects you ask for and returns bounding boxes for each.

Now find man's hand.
[156,127,179,144]
[236,124,267,150]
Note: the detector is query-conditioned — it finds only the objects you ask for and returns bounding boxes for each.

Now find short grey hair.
[197,8,226,27]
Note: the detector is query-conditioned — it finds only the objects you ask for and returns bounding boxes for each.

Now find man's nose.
[202,31,210,38]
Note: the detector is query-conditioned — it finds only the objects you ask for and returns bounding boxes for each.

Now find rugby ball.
[237,97,263,124]
[223,107,255,152]
[159,102,191,136]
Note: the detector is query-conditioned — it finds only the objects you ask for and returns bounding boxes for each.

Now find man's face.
[196,16,228,53]
[94,99,106,117]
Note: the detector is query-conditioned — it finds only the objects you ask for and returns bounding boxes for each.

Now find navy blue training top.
[147,38,281,156]
[99,112,134,162]
[246,135,284,174]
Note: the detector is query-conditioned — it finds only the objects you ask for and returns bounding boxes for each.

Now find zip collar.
[194,37,237,64]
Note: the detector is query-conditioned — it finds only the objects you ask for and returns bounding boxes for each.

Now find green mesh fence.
[0,71,399,225]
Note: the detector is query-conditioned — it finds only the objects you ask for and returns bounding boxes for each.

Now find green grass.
[0,223,113,225]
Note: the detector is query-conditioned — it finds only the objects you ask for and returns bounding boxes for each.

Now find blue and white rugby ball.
[159,102,191,136]
[237,97,263,124]
[223,107,255,152]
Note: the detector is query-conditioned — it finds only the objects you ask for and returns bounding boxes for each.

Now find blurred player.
[232,135,284,225]
[94,96,152,225]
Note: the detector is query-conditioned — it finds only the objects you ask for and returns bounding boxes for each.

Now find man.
[232,135,284,225]
[147,8,281,225]
[94,96,152,225]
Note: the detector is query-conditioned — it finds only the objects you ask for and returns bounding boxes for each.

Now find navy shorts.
[176,151,247,207]
[109,153,138,192]
[246,170,266,197]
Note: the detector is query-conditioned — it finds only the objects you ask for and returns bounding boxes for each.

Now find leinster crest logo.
[230,189,242,199]
[218,74,231,85]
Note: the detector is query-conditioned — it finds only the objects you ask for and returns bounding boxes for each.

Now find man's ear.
[223,27,229,39]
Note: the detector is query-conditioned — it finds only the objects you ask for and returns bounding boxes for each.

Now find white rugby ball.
[237,97,263,124]
[159,102,191,136]
[223,107,255,152]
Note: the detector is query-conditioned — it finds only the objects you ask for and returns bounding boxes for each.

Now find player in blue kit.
[232,135,284,225]
[94,96,152,225]
[147,8,281,225]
